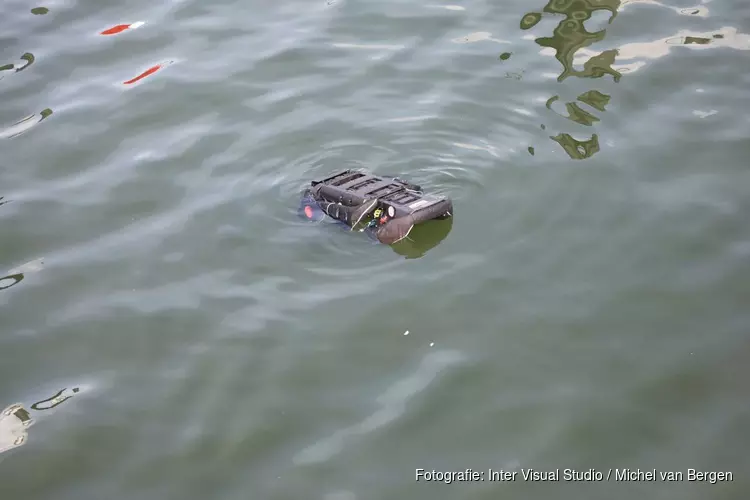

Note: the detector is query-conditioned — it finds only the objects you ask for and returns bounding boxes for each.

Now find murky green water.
[2,0,749,498]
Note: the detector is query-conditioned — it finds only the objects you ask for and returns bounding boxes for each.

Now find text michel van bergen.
[415,468,733,484]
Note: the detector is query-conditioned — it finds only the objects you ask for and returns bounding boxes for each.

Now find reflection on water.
[0,405,33,455]
[426,3,465,11]
[31,388,80,411]
[577,90,610,112]
[620,0,709,18]
[0,258,44,292]
[451,32,510,44]
[547,96,597,126]
[572,26,750,75]
[101,21,146,36]
[0,274,25,292]
[0,53,35,79]
[16,53,35,72]
[390,217,453,260]
[520,12,542,30]
[7,258,45,276]
[551,133,601,159]
[0,388,80,455]
[0,108,53,139]
[530,0,621,83]
[546,89,611,126]
[1,9,48,146]
[123,61,172,85]
[523,0,621,159]
[527,1,750,159]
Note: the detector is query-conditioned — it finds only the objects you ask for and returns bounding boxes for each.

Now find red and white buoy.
[100,21,145,36]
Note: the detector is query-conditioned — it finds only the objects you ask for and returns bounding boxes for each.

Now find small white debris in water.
[427,4,465,10]
[451,32,510,44]
[404,330,409,336]
[430,342,435,347]
[8,258,44,275]
[693,109,718,118]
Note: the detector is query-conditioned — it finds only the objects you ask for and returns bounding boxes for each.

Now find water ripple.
[293,349,465,465]
[1,0,749,497]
